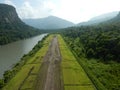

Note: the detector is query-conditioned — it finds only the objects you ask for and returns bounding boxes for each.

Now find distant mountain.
[77,11,119,26]
[23,16,75,29]
[0,4,42,45]
[97,12,120,27]
[108,12,120,23]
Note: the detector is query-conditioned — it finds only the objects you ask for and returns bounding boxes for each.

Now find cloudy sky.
[0,0,120,23]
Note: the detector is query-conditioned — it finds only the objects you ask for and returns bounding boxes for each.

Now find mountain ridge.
[23,16,75,29]
[77,11,119,26]
[0,4,42,45]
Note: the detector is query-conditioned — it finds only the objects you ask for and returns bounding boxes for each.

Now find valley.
[0,3,120,90]
[2,35,53,90]
[2,35,96,90]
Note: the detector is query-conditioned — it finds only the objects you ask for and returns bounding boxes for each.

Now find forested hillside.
[61,26,120,61]
[0,4,43,45]
[60,12,120,90]
[62,11,120,62]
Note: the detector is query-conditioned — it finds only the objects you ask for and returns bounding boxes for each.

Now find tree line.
[61,23,120,62]
[59,21,120,90]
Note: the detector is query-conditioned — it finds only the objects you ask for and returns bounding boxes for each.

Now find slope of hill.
[0,4,42,45]
[23,16,75,29]
[60,12,120,90]
[107,12,120,24]
[77,11,118,26]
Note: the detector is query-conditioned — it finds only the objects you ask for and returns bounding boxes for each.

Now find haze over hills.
[96,11,120,27]
[23,16,75,29]
[107,12,120,24]
[0,3,119,45]
[0,4,41,45]
[77,11,119,26]
[0,2,120,90]
[23,11,119,29]
[60,10,120,90]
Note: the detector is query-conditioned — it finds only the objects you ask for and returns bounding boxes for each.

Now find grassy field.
[2,35,53,90]
[58,35,95,90]
[2,34,97,90]
[79,58,120,90]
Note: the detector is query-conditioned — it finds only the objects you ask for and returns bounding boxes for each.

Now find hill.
[0,4,42,45]
[77,11,118,26]
[23,16,75,29]
[60,11,120,90]
[106,12,120,24]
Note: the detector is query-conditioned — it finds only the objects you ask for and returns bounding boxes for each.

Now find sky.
[0,0,120,23]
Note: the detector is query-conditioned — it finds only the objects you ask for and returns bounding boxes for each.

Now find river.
[0,34,47,78]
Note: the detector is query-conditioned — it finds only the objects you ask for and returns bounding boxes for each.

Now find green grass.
[58,35,95,90]
[80,58,120,90]
[62,36,120,90]
[65,85,95,90]
[2,35,53,90]
[2,65,34,90]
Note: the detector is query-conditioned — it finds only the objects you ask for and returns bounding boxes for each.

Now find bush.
[0,79,4,88]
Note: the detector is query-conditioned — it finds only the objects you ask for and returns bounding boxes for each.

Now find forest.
[0,24,43,45]
[0,2,120,90]
[61,24,120,62]
[60,21,120,90]
[0,4,44,45]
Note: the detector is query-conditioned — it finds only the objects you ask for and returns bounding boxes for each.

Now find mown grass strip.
[2,34,53,90]
[58,35,95,90]
[72,52,107,90]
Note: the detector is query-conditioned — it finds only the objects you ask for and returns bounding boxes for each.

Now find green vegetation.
[2,34,53,90]
[1,4,120,90]
[60,24,120,90]
[0,24,43,45]
[0,19,119,90]
[61,26,120,62]
[0,4,44,45]
[58,35,95,90]
[81,58,120,90]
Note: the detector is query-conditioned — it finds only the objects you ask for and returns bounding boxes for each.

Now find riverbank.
[1,34,52,89]
[2,34,96,90]
[0,34,47,78]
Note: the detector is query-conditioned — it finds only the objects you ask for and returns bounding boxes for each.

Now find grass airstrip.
[3,35,53,90]
[58,35,95,90]
[2,34,95,90]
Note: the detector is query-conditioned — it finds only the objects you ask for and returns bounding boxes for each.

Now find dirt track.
[35,36,64,90]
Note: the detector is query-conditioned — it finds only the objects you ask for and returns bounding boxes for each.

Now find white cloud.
[18,2,36,18]
[51,0,120,23]
[18,1,54,19]
[4,0,16,7]
[3,0,120,23]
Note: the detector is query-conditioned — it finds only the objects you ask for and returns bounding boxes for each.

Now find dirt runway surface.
[35,36,64,90]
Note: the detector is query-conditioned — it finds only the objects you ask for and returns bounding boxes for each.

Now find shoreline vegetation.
[0,32,43,46]
[1,34,96,90]
[0,34,50,89]
[0,4,44,45]
[1,34,119,90]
